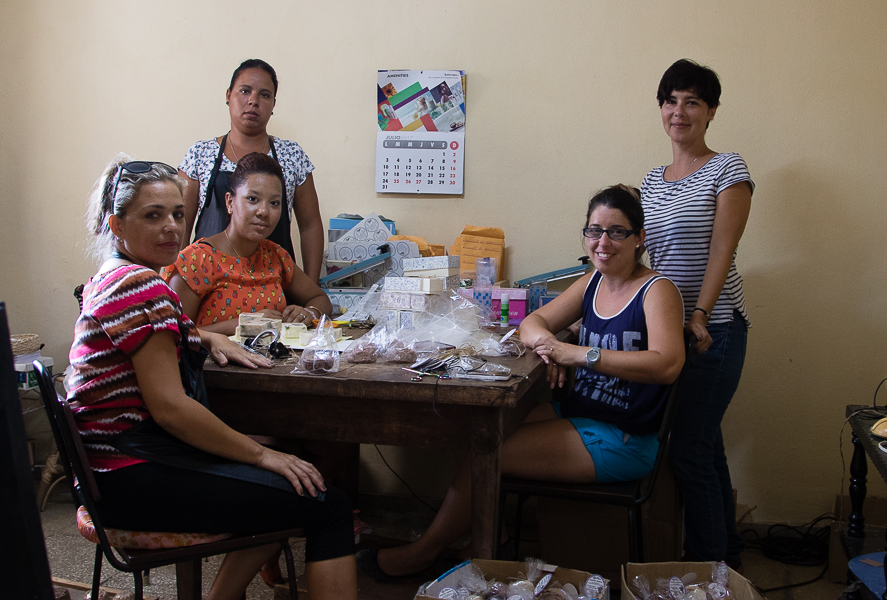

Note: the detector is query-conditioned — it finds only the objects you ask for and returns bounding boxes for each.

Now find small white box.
[403,267,460,278]
[384,275,459,293]
[403,255,460,271]
[14,356,54,391]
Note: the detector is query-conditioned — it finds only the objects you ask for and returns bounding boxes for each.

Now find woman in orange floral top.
[166,153,331,335]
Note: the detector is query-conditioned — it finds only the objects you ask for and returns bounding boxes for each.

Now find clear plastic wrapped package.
[291,315,340,374]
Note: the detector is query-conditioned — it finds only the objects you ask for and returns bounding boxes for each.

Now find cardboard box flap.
[455,225,505,280]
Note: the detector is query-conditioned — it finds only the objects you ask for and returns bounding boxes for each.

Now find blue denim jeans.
[668,312,748,563]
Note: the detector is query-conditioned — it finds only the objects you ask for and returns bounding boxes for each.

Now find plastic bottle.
[500,292,510,326]
[473,257,495,325]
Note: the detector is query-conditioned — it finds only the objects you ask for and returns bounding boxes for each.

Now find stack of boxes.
[381,256,460,329]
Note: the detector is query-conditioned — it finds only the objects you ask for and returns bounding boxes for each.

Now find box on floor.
[416,559,606,600]
[622,562,764,600]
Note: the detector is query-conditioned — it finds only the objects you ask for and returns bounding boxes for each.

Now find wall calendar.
[376,70,465,194]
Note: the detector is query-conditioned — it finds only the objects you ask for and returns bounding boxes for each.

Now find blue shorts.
[551,401,659,483]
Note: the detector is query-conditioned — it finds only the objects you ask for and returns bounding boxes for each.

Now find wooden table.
[203,331,555,559]
[844,405,887,599]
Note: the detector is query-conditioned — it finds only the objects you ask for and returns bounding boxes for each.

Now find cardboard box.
[829,494,887,583]
[621,562,764,600]
[14,356,54,390]
[404,267,460,278]
[384,275,459,293]
[403,255,460,271]
[458,288,527,325]
[536,460,683,588]
[385,308,415,329]
[450,226,505,281]
[329,215,396,235]
[417,559,605,600]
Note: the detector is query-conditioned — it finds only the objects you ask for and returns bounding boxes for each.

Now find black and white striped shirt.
[641,153,754,325]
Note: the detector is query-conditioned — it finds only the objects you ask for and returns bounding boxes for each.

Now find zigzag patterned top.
[67,265,201,472]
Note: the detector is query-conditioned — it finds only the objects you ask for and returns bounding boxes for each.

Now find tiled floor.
[40,492,853,599]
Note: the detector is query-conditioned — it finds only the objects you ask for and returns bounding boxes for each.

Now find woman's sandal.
[260,562,286,587]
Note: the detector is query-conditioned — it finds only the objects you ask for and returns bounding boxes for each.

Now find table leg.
[849,432,867,538]
[470,443,502,559]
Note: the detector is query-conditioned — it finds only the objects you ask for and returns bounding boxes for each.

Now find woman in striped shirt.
[68,156,357,600]
[641,59,754,570]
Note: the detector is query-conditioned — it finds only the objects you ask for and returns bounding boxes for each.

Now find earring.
[636,244,640,248]
[226,101,229,105]
[271,111,274,115]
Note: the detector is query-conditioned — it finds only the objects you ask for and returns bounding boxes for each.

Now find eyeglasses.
[111,161,176,209]
[582,227,639,240]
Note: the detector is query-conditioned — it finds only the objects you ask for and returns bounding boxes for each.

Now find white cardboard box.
[416,559,604,600]
[14,356,54,390]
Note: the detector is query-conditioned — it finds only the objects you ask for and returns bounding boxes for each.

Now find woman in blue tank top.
[357,185,685,582]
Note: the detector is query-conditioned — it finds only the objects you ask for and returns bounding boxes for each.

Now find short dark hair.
[656,59,721,108]
[585,184,645,261]
[229,152,286,200]
[229,59,278,97]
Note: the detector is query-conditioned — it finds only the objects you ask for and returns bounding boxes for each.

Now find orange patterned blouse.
[162,239,294,326]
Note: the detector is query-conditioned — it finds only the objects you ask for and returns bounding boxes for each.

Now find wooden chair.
[33,360,304,600]
[498,343,690,563]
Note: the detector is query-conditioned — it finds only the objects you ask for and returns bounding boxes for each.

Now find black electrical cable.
[873,376,887,411]
[741,513,834,592]
[373,444,439,515]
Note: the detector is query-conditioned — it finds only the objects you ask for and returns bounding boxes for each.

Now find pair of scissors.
[402,368,451,382]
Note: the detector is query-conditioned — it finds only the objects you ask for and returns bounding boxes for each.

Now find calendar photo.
[376,69,466,194]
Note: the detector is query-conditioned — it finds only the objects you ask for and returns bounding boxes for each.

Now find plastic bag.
[291,315,340,374]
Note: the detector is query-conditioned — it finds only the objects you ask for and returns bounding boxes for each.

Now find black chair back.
[0,303,55,599]
[33,360,120,563]
[635,339,693,505]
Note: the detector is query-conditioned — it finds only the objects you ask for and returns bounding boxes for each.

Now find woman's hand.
[685,311,712,353]
[256,447,327,497]
[202,331,274,369]
[534,340,573,389]
[282,304,318,324]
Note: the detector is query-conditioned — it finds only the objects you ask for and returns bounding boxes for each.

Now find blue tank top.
[562,270,672,435]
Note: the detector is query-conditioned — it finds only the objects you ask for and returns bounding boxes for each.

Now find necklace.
[224,229,253,272]
[671,155,702,181]
[228,132,268,162]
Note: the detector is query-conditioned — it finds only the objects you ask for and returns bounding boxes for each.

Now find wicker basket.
[11,333,41,356]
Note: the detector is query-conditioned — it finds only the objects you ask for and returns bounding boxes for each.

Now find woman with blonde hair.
[69,155,357,600]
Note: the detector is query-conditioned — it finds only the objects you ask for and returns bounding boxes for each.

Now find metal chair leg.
[91,544,103,600]
[513,494,528,561]
[282,540,298,600]
[134,568,144,600]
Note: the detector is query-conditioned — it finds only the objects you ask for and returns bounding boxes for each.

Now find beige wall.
[3,1,886,524]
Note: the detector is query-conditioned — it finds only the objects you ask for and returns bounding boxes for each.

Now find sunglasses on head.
[111,161,176,209]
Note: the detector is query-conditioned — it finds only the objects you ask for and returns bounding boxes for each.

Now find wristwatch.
[585,347,601,371]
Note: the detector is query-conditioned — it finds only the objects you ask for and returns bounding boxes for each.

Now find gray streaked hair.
[85,153,183,262]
